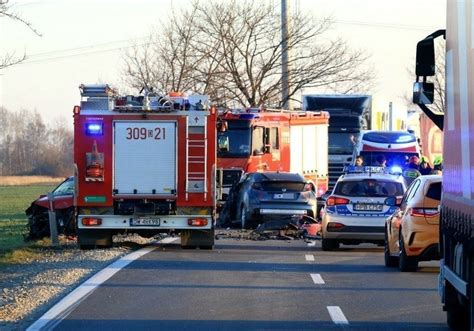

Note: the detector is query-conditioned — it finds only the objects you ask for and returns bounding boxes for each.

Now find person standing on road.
[406,156,420,170]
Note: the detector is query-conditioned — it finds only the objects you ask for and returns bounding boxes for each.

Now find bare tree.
[0,107,72,176]
[0,0,41,70]
[122,0,373,107]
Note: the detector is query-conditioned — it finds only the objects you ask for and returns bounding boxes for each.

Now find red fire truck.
[216,108,330,205]
[74,85,216,249]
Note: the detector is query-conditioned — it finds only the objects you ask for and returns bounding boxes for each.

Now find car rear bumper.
[322,214,385,240]
[323,228,384,240]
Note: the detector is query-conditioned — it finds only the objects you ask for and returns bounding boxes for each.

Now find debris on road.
[215,215,321,241]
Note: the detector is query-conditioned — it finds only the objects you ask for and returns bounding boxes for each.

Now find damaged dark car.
[25,176,76,241]
[219,172,318,230]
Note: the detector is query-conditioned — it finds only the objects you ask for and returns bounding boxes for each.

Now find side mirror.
[218,136,229,152]
[416,37,435,77]
[217,121,228,132]
[413,82,434,104]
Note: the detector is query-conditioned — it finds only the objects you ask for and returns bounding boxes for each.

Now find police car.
[320,166,407,251]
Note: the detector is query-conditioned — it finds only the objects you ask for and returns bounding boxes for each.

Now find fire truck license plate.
[131,218,161,226]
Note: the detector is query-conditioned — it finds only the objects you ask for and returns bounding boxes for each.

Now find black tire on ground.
[181,245,198,250]
[181,229,214,249]
[321,238,339,251]
[445,282,468,330]
[78,229,113,249]
[399,236,418,272]
[384,231,399,268]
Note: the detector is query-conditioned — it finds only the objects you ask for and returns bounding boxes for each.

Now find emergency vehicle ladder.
[185,114,208,201]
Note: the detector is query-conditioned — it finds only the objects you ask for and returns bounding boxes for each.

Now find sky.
[0,0,446,128]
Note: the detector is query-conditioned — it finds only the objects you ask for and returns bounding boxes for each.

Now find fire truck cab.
[74,85,216,249]
[216,108,329,206]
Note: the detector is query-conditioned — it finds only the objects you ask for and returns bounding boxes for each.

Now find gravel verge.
[0,234,158,331]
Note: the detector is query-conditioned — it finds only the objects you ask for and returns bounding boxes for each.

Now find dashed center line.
[310,273,325,284]
[327,306,349,325]
[305,254,315,261]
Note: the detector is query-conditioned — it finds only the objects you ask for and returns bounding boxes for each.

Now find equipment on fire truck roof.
[78,84,209,113]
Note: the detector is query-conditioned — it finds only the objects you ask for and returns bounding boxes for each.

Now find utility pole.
[388,101,393,131]
[281,0,293,110]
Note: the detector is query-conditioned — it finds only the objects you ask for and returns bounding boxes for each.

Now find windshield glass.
[53,178,75,196]
[360,152,418,168]
[329,132,357,155]
[217,127,251,157]
[335,179,404,197]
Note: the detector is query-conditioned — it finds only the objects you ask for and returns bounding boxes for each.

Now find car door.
[387,179,421,253]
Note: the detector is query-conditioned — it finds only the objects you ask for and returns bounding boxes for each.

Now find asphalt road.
[46,236,449,330]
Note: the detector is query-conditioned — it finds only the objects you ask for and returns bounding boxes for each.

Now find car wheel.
[241,205,248,229]
[321,238,339,251]
[384,231,399,268]
[399,235,418,272]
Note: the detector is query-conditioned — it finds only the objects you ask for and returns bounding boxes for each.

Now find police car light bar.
[343,165,403,176]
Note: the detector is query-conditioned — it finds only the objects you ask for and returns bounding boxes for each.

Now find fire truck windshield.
[329,132,356,155]
[217,128,251,157]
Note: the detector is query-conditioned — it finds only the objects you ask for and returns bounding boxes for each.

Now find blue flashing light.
[85,123,103,136]
[390,166,403,174]
[238,113,256,120]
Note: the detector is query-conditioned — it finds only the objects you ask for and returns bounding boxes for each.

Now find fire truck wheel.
[181,229,214,249]
[78,229,113,249]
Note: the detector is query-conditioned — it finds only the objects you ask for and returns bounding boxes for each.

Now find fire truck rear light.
[82,217,102,226]
[86,123,103,135]
[188,218,208,226]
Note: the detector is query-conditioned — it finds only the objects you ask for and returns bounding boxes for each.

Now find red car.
[25,177,75,240]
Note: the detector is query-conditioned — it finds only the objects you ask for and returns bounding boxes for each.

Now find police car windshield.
[334,179,404,197]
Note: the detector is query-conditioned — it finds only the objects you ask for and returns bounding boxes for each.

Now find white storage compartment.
[113,121,176,195]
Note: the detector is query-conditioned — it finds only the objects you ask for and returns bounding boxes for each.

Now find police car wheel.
[322,238,339,251]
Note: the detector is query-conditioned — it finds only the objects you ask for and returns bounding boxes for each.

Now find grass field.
[0,184,56,257]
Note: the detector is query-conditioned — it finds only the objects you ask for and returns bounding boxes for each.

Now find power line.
[333,19,440,31]
[26,35,152,59]
[12,19,440,66]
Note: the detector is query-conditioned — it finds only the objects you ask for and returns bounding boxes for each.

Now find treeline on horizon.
[0,107,73,177]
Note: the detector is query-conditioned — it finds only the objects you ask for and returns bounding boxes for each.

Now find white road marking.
[306,241,316,247]
[310,273,325,284]
[327,306,349,325]
[26,237,179,331]
[305,254,315,261]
